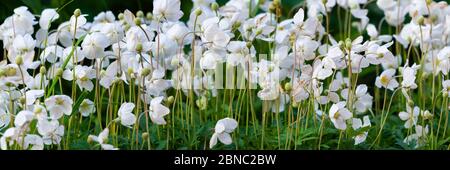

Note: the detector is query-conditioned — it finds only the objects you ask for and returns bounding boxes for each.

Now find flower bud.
[273,0,281,6]
[142,132,149,139]
[284,82,292,91]
[195,8,203,16]
[127,67,134,76]
[118,13,124,20]
[87,135,94,144]
[19,97,26,105]
[422,110,433,120]
[211,2,219,11]
[232,22,241,30]
[40,66,46,74]
[136,10,144,18]
[317,14,323,22]
[55,68,64,77]
[74,9,81,17]
[407,99,414,107]
[15,55,23,65]
[417,16,425,25]
[426,0,432,5]
[134,18,141,26]
[430,15,438,23]
[292,102,298,108]
[136,43,143,52]
[255,28,263,36]
[124,23,131,31]
[246,41,253,48]
[166,96,174,105]
[269,3,276,13]
[141,68,151,77]
[345,38,352,49]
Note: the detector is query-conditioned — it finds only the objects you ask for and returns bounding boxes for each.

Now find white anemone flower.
[39,8,59,30]
[117,103,136,127]
[399,106,420,129]
[25,90,44,106]
[375,69,399,91]
[352,116,371,145]
[62,65,96,91]
[442,80,450,97]
[88,128,118,150]
[153,0,183,22]
[37,119,64,145]
[44,95,73,120]
[149,96,170,125]
[79,99,95,117]
[82,32,110,59]
[14,110,34,128]
[404,125,429,149]
[23,134,44,150]
[329,102,352,130]
[209,118,238,149]
[352,84,373,114]
[401,65,418,89]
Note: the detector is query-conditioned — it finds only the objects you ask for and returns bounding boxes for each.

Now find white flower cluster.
[0,0,449,150]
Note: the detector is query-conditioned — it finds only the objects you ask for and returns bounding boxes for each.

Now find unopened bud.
[136,11,144,18]
[40,66,46,74]
[232,22,241,30]
[284,82,292,91]
[87,135,94,144]
[134,18,141,26]
[19,97,26,105]
[74,9,81,17]
[430,15,438,23]
[246,41,253,48]
[141,68,151,77]
[211,2,219,11]
[167,96,174,105]
[142,132,149,139]
[55,68,63,77]
[195,8,203,16]
[292,102,298,108]
[136,43,143,52]
[118,13,124,20]
[345,38,352,49]
[317,14,323,22]
[255,28,263,36]
[15,56,23,65]
[127,68,134,76]
[407,99,414,107]
[269,3,276,13]
[417,16,425,25]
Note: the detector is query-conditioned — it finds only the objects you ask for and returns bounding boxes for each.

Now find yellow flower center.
[380,75,390,86]
[56,98,64,105]
[334,111,340,119]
